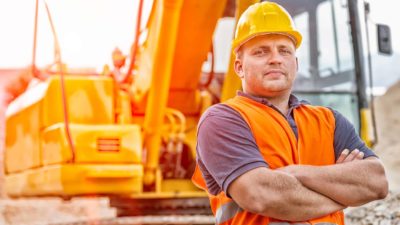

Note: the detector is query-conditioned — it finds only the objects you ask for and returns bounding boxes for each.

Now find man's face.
[234,34,298,98]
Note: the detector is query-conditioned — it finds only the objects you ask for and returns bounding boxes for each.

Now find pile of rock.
[345,192,400,225]
[374,80,400,191]
[346,80,400,225]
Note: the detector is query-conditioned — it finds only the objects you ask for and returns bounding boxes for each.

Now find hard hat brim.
[233,31,302,54]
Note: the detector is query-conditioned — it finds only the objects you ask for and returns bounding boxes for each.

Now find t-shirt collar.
[237,90,302,108]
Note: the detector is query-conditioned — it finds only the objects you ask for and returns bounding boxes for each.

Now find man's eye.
[254,49,265,55]
[280,49,292,55]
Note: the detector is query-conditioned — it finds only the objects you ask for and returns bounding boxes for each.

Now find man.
[192,2,388,224]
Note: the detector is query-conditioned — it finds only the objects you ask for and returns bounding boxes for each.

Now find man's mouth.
[264,69,285,76]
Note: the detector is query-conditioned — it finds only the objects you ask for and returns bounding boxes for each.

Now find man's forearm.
[282,158,388,206]
[251,170,345,221]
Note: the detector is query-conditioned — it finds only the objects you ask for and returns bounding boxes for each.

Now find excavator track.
[49,215,215,225]
[109,197,212,217]
[48,197,214,225]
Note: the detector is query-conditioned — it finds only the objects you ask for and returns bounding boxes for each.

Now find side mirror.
[377,24,392,55]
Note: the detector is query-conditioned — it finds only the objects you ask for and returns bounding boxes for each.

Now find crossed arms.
[227,149,389,221]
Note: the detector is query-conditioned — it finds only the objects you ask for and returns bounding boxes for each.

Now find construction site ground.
[0,79,399,225]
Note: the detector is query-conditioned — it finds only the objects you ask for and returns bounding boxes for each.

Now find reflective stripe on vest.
[270,223,304,225]
[216,201,243,224]
[269,223,337,225]
[314,223,338,225]
[270,223,308,225]
[214,201,339,225]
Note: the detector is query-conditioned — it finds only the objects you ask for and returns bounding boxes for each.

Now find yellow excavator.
[4,0,392,216]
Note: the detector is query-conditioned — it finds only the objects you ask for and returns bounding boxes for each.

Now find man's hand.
[280,148,365,175]
[278,156,388,207]
[336,149,364,164]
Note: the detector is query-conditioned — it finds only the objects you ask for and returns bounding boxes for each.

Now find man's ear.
[296,57,298,71]
[234,59,244,79]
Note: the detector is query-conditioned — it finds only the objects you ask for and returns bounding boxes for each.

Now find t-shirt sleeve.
[196,104,268,196]
[332,109,377,160]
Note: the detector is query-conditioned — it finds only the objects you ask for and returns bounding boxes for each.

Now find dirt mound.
[0,197,115,225]
[374,80,400,191]
[345,80,400,224]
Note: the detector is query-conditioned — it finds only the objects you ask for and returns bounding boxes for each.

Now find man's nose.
[268,49,283,64]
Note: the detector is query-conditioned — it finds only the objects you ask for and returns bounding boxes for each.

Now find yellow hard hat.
[232,1,302,53]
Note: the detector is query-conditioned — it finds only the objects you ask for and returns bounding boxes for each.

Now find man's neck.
[265,94,290,116]
[244,91,291,116]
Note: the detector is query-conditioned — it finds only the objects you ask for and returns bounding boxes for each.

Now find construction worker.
[192,2,388,224]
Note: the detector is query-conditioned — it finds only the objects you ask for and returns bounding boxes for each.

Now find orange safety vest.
[193,95,345,225]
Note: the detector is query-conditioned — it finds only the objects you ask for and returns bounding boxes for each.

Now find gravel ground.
[0,197,115,225]
[345,192,400,225]
[1,195,399,225]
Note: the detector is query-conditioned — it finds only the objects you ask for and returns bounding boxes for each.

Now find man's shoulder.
[298,103,353,128]
[298,101,335,114]
[198,103,248,130]
[201,103,240,120]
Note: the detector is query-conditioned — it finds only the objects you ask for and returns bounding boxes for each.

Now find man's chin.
[261,86,290,95]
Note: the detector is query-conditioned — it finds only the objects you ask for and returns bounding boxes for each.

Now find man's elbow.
[375,175,389,200]
[236,190,283,216]
[366,158,389,200]
[236,191,271,214]
[372,160,389,200]
[238,192,303,221]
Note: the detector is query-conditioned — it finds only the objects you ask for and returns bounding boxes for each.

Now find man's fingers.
[336,149,350,163]
[355,151,364,160]
[343,149,360,162]
[336,149,365,164]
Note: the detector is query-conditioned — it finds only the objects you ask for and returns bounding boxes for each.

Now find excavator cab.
[274,0,391,146]
[278,0,361,127]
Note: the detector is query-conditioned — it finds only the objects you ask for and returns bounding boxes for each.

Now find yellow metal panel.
[41,124,70,165]
[5,76,116,173]
[161,179,203,193]
[116,90,132,124]
[5,83,47,173]
[6,164,143,197]
[360,108,374,147]
[42,76,114,128]
[42,124,142,165]
[128,191,207,199]
[183,120,198,158]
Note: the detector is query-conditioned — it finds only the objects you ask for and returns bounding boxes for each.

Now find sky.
[367,0,400,45]
[0,0,398,77]
[0,0,146,69]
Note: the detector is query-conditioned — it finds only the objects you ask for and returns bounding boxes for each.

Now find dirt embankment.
[373,81,400,192]
[346,80,400,224]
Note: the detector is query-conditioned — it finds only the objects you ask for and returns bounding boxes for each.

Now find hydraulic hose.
[125,0,145,82]
[44,1,76,162]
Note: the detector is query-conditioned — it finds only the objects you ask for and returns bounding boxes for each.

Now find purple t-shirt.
[196,92,376,196]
